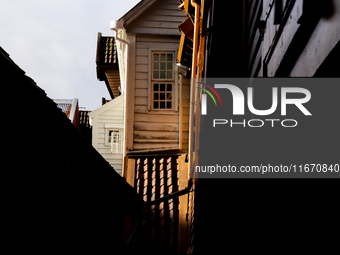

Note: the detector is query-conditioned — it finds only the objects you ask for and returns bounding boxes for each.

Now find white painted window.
[105,128,123,154]
[151,52,175,110]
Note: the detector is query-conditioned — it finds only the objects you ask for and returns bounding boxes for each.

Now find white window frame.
[104,128,123,154]
[148,49,178,112]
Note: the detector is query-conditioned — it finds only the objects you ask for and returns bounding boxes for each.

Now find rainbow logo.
[196,82,222,115]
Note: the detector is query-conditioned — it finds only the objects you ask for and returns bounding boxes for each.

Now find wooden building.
[89,95,124,175]
[92,0,192,254]
[247,0,340,77]
[176,0,340,254]
[92,0,339,254]
[115,0,189,155]
[92,33,125,175]
[117,0,190,253]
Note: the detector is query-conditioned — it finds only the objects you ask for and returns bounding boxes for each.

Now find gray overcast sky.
[1,0,141,110]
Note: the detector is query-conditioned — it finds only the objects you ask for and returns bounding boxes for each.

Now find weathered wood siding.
[90,96,124,175]
[126,0,185,35]
[245,0,263,77]
[133,34,189,151]
[180,76,190,152]
[262,0,301,76]
[261,0,340,76]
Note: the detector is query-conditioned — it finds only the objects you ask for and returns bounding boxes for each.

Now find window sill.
[147,109,179,115]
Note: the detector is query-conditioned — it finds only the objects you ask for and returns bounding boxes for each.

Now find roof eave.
[119,0,157,27]
[89,94,124,118]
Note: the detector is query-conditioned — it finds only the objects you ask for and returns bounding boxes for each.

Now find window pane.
[160,84,165,91]
[108,130,119,143]
[154,71,159,79]
[154,93,159,100]
[154,62,159,70]
[160,93,165,100]
[160,101,165,109]
[167,62,173,70]
[167,93,172,100]
[167,84,172,91]
[160,54,166,61]
[167,54,173,61]
[160,62,166,70]
[113,133,119,143]
[154,101,159,109]
[154,54,159,61]
[167,102,172,109]
[108,131,112,143]
[167,71,172,79]
[160,71,166,79]
[154,83,159,91]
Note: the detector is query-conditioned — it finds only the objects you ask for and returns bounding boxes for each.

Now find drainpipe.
[110,20,130,177]
[110,20,129,45]
[188,0,200,180]
[190,0,200,79]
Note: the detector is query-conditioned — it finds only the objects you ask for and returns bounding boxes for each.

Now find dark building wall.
[245,0,263,77]
[204,0,245,77]
[190,1,340,254]
[260,0,340,77]
[209,0,340,78]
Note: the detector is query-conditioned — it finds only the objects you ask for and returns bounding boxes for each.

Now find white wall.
[89,96,124,175]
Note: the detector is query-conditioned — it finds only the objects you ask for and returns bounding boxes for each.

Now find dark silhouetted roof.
[2,46,143,253]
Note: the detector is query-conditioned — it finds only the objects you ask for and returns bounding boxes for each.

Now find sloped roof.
[119,0,185,35]
[119,0,155,26]
[89,94,124,118]
[2,46,144,251]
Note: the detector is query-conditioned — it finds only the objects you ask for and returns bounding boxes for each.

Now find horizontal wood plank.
[135,88,148,97]
[136,35,181,43]
[134,130,179,140]
[134,122,179,131]
[135,97,148,106]
[128,26,181,36]
[135,113,179,123]
[133,143,179,150]
[136,64,148,72]
[136,48,149,56]
[135,79,148,89]
[135,72,148,80]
